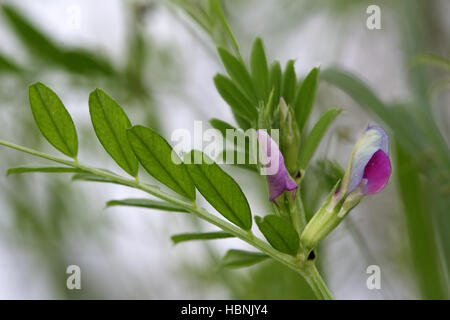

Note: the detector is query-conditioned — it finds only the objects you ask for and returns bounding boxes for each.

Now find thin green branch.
[0,139,332,299]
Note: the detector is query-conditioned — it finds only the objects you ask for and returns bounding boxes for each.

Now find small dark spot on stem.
[295,171,302,179]
[307,250,316,261]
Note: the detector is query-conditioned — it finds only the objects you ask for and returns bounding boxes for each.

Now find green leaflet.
[213,74,257,121]
[6,166,83,176]
[171,231,234,244]
[89,88,138,177]
[250,37,269,102]
[395,143,447,299]
[221,249,269,269]
[127,125,196,201]
[269,60,282,111]
[208,0,240,56]
[28,82,78,158]
[184,150,252,230]
[282,60,297,105]
[71,172,131,187]
[106,198,189,213]
[295,67,319,131]
[255,215,299,256]
[209,118,235,137]
[217,47,257,104]
[298,108,341,169]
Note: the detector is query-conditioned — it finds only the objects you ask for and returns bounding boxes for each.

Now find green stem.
[301,263,333,300]
[0,139,332,299]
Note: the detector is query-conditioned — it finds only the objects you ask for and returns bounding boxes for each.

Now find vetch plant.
[0,37,391,300]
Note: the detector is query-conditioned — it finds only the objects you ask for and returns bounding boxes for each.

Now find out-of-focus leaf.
[173,0,211,35]
[6,166,83,176]
[320,68,420,154]
[217,47,256,104]
[127,125,196,200]
[395,142,447,299]
[295,67,319,131]
[221,249,269,268]
[1,5,113,75]
[214,74,257,121]
[106,198,188,212]
[185,150,252,230]
[29,82,78,158]
[282,60,297,105]
[250,37,269,101]
[171,231,234,244]
[322,67,450,168]
[255,215,299,256]
[315,159,344,189]
[209,0,240,55]
[89,89,138,177]
[59,49,114,75]
[2,5,62,62]
[412,53,450,71]
[0,53,22,73]
[298,108,341,169]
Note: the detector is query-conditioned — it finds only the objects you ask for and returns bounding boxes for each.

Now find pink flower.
[257,130,298,202]
[341,126,391,196]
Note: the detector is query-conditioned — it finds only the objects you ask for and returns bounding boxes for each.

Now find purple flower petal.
[257,130,298,202]
[362,149,391,194]
[344,126,390,195]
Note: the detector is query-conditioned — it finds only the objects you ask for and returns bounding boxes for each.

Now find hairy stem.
[0,139,332,300]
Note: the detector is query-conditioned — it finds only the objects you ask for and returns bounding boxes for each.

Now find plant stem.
[301,263,333,300]
[0,139,333,299]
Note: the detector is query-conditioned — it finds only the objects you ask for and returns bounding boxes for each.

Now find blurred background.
[0,0,448,299]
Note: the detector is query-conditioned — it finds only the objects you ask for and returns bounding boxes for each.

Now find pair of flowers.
[257,126,391,249]
[258,125,391,203]
[258,126,392,250]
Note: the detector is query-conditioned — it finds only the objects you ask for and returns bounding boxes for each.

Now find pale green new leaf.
[29,82,78,158]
